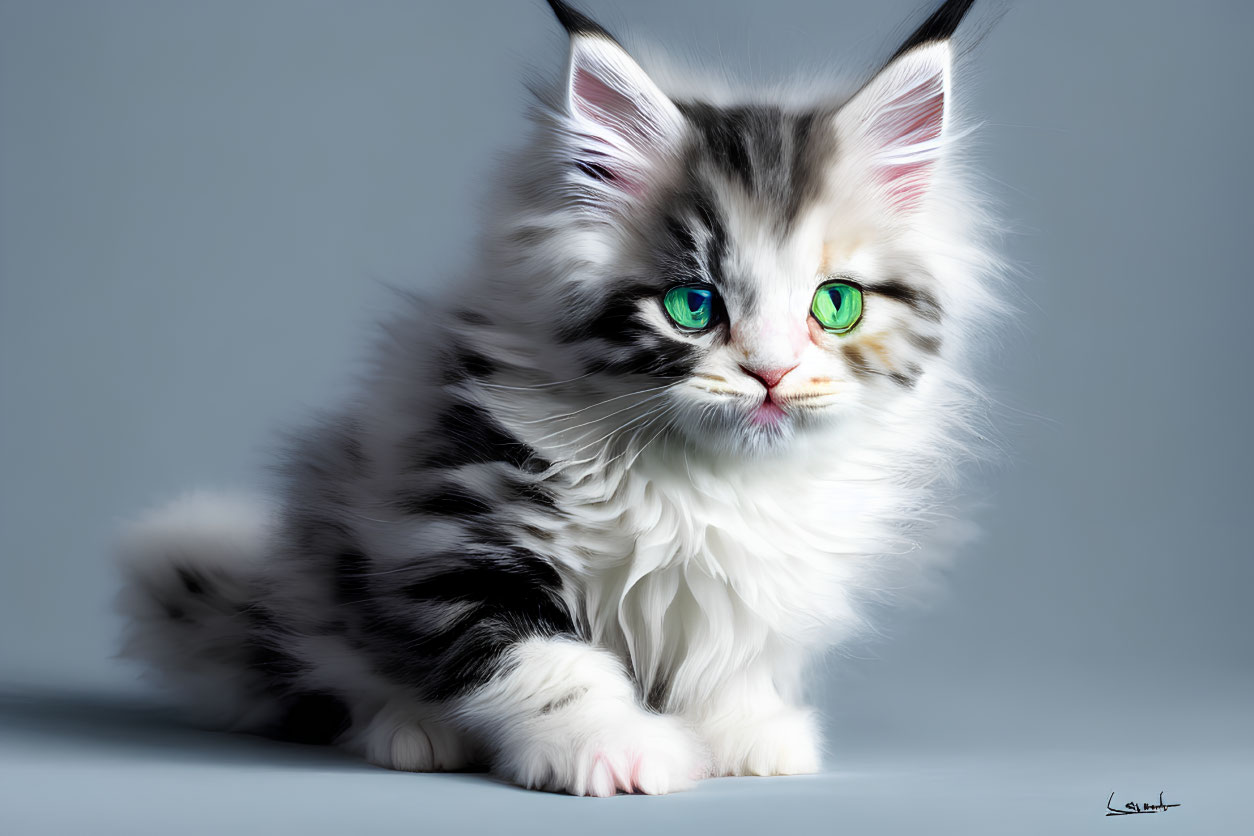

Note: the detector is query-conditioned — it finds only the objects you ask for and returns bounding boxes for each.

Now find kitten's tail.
[115,492,280,730]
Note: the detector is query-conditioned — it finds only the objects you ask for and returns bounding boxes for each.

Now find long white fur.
[117,19,1003,796]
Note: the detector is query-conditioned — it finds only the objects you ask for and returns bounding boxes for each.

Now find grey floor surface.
[1,687,1246,835]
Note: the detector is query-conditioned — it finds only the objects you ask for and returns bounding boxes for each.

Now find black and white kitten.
[118,0,1001,796]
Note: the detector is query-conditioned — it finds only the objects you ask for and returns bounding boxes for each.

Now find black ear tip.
[892,0,976,59]
[546,0,616,41]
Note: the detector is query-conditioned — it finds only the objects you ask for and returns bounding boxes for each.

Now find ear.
[548,2,682,199]
[836,41,953,212]
[836,0,975,212]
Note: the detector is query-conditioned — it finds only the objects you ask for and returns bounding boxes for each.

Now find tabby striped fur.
[117,0,1002,795]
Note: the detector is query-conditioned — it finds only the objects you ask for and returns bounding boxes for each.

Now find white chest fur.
[562,437,891,710]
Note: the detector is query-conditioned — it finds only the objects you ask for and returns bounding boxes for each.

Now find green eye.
[663,286,715,331]
[810,281,863,334]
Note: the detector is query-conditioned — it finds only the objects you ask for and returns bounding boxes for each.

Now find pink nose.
[739,364,796,390]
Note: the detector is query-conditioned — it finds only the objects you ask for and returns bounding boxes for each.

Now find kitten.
[117,0,1001,796]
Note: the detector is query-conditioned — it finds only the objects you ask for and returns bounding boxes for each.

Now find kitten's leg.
[335,541,703,794]
[344,698,477,773]
[454,636,707,796]
[686,664,822,777]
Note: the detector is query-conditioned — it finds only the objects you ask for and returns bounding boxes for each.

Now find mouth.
[748,395,788,428]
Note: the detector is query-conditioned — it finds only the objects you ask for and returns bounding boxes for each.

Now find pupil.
[687,292,703,313]
[829,289,842,310]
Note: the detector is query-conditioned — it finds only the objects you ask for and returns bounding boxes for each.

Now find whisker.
[527,389,674,445]
[693,385,753,398]
[625,405,679,470]
[506,382,678,426]
[780,392,841,405]
[540,397,671,457]
[569,403,677,468]
[602,407,676,470]
[566,403,670,459]
[475,369,599,392]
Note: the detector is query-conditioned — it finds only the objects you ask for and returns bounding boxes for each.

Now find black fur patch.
[687,185,730,286]
[683,103,761,193]
[560,283,657,347]
[557,281,699,379]
[334,547,577,702]
[275,692,351,745]
[443,345,497,384]
[582,349,696,380]
[421,403,550,474]
[655,191,730,291]
[244,606,307,683]
[891,0,976,60]
[398,483,495,518]
[461,519,525,551]
[868,280,943,322]
[678,103,829,229]
[400,552,564,606]
[546,0,617,42]
[176,567,205,596]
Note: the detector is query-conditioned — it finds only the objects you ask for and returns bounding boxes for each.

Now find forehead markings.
[655,174,771,324]
[676,101,832,234]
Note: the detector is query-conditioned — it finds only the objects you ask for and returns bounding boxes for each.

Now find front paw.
[701,705,821,777]
[497,699,707,796]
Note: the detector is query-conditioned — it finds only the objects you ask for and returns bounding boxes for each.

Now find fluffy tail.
[116,492,281,730]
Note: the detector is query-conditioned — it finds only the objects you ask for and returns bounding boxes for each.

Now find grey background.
[1,0,1250,833]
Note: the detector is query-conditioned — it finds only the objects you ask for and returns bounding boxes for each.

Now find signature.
[1106,791,1180,816]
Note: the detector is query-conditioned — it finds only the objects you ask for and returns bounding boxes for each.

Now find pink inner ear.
[570,67,654,196]
[573,69,650,143]
[872,74,945,209]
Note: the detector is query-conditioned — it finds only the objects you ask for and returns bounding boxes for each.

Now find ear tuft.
[546,0,617,41]
[890,0,976,60]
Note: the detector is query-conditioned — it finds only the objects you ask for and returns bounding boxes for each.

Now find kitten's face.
[541,30,953,457]
[636,106,946,456]
[652,229,941,457]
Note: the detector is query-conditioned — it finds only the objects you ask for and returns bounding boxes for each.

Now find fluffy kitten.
[118,0,1001,796]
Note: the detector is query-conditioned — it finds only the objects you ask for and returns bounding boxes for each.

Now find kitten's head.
[489,1,989,460]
